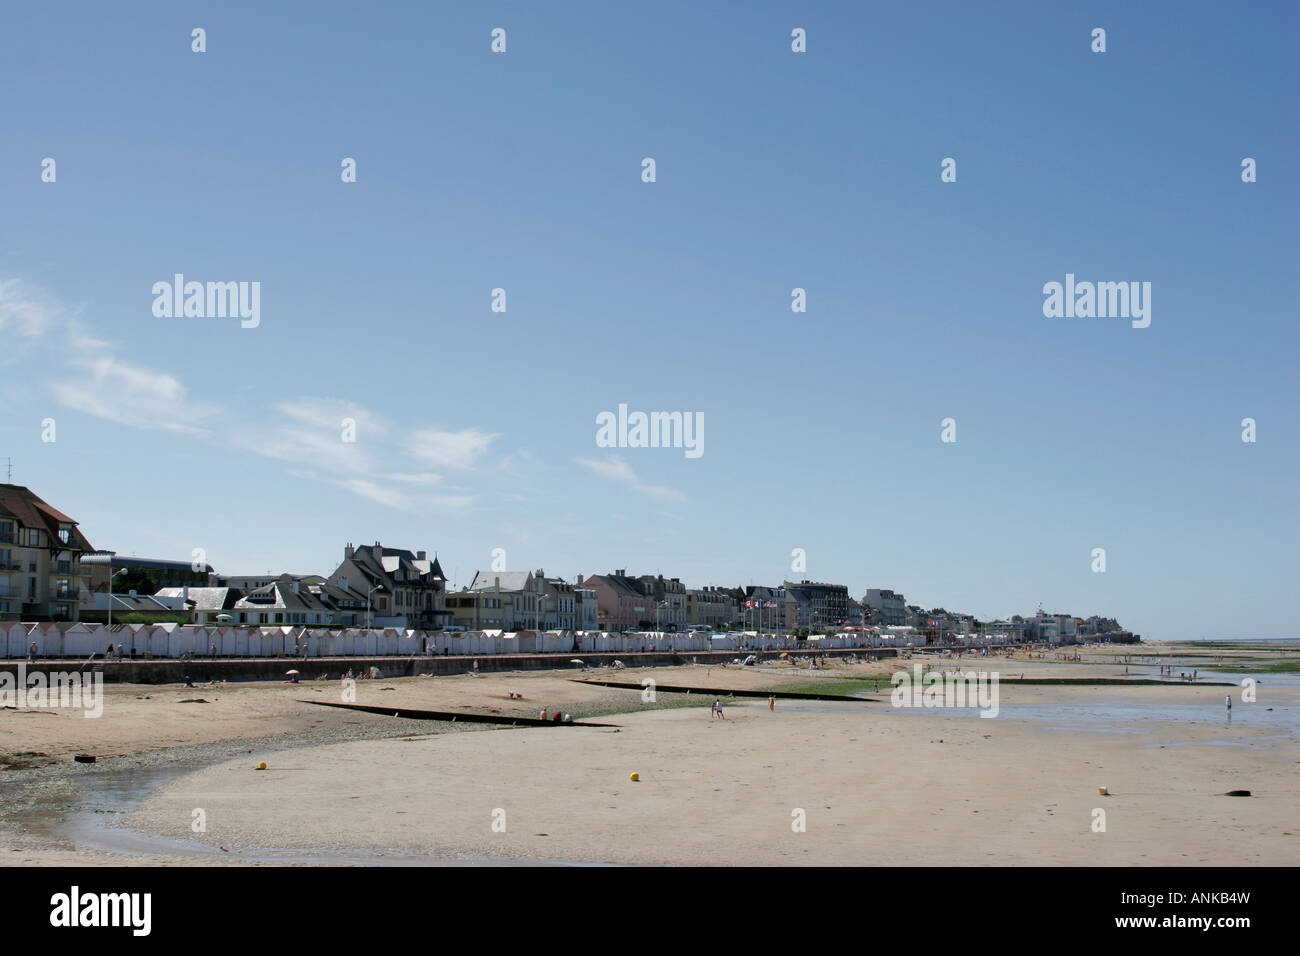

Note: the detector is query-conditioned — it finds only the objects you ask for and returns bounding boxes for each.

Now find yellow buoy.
[257,762,267,771]
[629,772,640,782]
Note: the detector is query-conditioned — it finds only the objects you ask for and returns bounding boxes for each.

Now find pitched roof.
[587,573,644,598]
[156,587,242,611]
[468,571,533,592]
[0,484,94,551]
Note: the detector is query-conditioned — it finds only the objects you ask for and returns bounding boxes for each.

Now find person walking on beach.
[712,699,725,719]
[1225,696,1232,713]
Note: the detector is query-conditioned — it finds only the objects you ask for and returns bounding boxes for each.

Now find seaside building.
[575,585,599,631]
[231,574,346,627]
[687,586,735,630]
[538,571,576,631]
[743,585,789,631]
[845,597,866,628]
[984,619,1027,643]
[0,484,96,623]
[863,590,915,629]
[637,574,687,631]
[154,586,241,625]
[79,554,216,620]
[327,541,451,630]
[782,580,850,630]
[452,569,580,631]
[581,571,652,632]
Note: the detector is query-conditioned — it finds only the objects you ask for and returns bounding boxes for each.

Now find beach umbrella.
[569,658,585,666]
[285,669,300,675]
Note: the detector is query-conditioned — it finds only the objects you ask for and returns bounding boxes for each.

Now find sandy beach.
[3,644,1297,866]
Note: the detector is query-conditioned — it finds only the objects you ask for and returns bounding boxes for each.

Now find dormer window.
[58,527,71,545]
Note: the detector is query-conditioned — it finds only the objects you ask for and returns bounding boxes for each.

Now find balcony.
[50,588,78,603]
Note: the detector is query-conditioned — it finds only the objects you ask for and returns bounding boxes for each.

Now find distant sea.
[1159,636,1298,644]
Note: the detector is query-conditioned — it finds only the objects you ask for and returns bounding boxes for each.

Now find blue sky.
[2,1,1296,639]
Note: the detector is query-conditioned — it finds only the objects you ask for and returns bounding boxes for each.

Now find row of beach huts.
[2,621,925,659]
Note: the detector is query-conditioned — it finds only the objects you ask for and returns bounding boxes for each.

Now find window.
[58,528,70,544]
[28,530,39,547]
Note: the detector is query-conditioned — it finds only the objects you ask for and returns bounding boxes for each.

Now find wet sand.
[4,645,1298,866]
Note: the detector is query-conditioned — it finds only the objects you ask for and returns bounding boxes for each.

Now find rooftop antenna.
[4,458,11,483]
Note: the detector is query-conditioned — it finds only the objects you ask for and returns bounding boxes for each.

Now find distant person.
[1225,696,1232,713]
[28,642,36,662]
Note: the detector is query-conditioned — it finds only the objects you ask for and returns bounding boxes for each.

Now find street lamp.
[366,585,381,629]
[107,564,127,631]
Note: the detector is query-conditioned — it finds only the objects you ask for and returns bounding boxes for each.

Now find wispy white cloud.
[338,477,476,511]
[4,277,221,433]
[0,279,56,339]
[575,456,686,503]
[230,398,385,475]
[234,397,491,512]
[52,354,221,436]
[405,427,500,471]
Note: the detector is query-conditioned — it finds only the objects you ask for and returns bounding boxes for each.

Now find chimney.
[417,550,426,560]
[344,543,354,559]
[616,569,625,577]
[292,580,300,595]
[577,575,584,586]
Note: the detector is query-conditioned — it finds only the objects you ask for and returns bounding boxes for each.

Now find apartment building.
[782,580,850,630]
[687,586,736,629]
[575,585,599,631]
[0,485,95,622]
[863,588,907,626]
[538,571,575,630]
[327,541,451,630]
[452,570,543,630]
[638,574,687,631]
[580,571,652,632]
